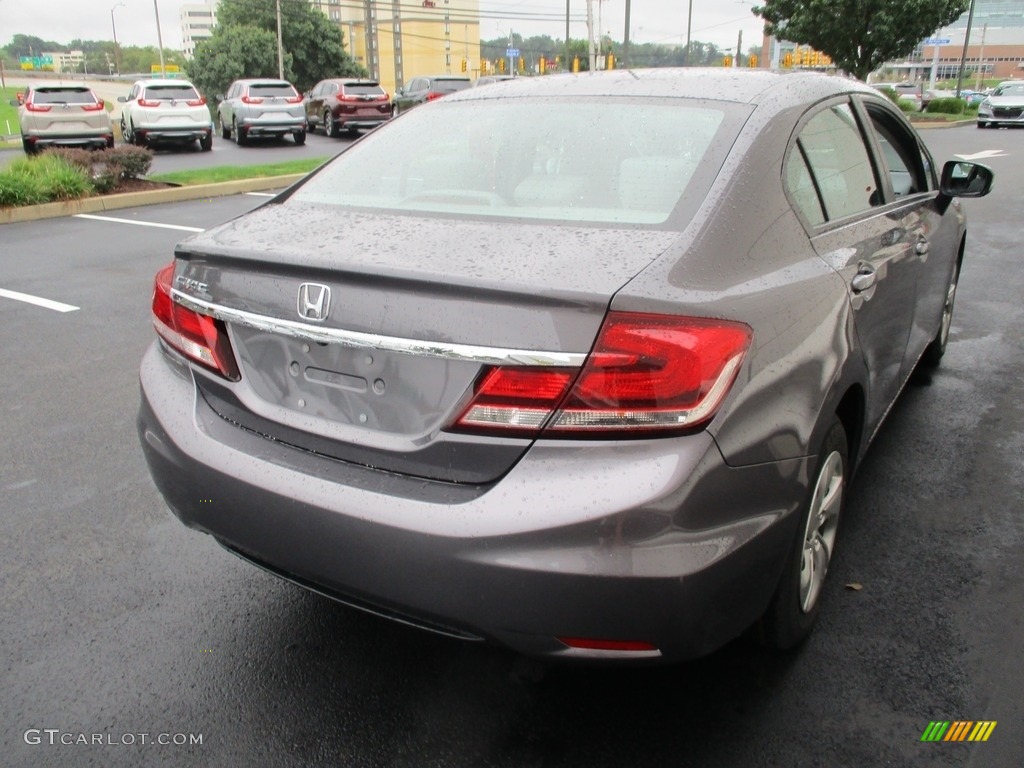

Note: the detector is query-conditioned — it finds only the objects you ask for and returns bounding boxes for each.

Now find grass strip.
[149,157,330,185]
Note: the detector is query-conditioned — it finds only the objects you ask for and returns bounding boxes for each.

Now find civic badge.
[297,283,331,322]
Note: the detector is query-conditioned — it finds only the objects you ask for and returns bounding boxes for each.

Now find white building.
[181,1,219,59]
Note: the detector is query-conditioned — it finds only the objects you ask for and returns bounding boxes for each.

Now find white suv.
[118,79,214,151]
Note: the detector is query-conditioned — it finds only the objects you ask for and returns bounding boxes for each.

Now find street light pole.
[111,2,125,76]
[153,0,167,76]
[684,0,693,66]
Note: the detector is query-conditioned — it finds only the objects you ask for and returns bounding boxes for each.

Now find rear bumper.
[238,117,305,135]
[23,130,112,149]
[135,124,213,143]
[137,343,808,662]
[335,114,389,130]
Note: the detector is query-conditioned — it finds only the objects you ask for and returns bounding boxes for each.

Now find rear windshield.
[433,80,472,94]
[249,83,298,98]
[32,88,97,104]
[144,85,201,100]
[342,83,384,96]
[292,97,741,227]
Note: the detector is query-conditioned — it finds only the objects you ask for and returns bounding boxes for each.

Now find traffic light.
[723,55,732,68]
[461,58,467,72]
[539,56,546,74]
[783,52,793,68]
[606,53,615,70]
[499,58,506,73]
[802,49,811,66]
[572,56,580,73]
[518,56,525,73]
[748,54,758,68]
[480,60,488,74]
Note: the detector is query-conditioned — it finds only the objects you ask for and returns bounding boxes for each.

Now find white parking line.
[0,288,80,313]
[245,192,276,198]
[73,214,204,233]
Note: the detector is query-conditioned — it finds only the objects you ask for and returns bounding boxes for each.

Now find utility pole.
[585,0,595,71]
[684,0,693,66]
[153,0,166,76]
[735,29,742,67]
[955,0,977,97]
[276,0,284,79]
[623,0,631,68]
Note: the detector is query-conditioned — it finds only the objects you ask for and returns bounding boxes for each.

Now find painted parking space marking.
[73,214,204,233]
[0,288,79,313]
[245,192,276,197]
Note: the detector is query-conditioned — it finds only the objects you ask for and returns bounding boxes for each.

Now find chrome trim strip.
[171,289,588,367]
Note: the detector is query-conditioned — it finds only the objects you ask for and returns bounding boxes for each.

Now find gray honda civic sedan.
[138,69,993,662]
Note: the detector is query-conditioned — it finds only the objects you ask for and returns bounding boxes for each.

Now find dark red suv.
[305,79,391,137]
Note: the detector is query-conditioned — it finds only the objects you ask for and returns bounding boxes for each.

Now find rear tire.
[234,119,247,146]
[221,119,231,139]
[199,133,213,152]
[293,130,306,146]
[324,111,338,138]
[756,417,848,650]
[921,258,960,368]
[22,137,37,155]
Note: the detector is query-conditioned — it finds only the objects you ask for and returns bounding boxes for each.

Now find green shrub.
[926,98,966,115]
[0,152,91,206]
[897,98,919,113]
[44,146,154,193]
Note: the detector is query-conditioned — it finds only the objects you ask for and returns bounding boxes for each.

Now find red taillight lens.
[25,101,52,112]
[451,312,751,437]
[138,98,161,107]
[558,637,659,653]
[426,92,442,101]
[187,97,207,106]
[241,95,263,104]
[151,263,240,380]
[81,99,105,111]
[286,94,303,103]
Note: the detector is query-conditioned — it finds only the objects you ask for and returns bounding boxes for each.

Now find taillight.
[426,92,443,101]
[451,312,751,437]
[151,263,240,380]
[241,95,263,104]
[286,94,303,103]
[138,98,161,107]
[81,100,105,111]
[25,101,52,112]
[187,97,207,106]
[379,92,390,101]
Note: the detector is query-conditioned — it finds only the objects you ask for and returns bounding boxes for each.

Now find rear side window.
[433,80,472,94]
[144,85,201,100]
[789,104,880,223]
[33,88,97,105]
[249,83,298,98]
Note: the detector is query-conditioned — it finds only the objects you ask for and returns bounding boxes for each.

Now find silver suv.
[11,84,114,154]
[218,79,306,146]
[118,79,214,151]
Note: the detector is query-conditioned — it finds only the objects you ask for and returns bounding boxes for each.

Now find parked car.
[391,75,472,115]
[976,81,1024,128]
[475,75,516,87]
[139,69,993,663]
[217,78,306,146]
[11,84,113,154]
[305,79,390,137]
[118,79,214,151]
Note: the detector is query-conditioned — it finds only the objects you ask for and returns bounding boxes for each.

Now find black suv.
[391,76,472,116]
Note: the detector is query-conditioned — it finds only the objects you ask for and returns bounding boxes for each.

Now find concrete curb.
[0,174,307,226]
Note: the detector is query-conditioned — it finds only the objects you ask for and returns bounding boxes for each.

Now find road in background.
[0,126,1021,767]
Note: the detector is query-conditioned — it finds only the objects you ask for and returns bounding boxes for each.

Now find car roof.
[323,79,382,86]
[445,68,876,107]
[235,79,295,86]
[136,79,199,88]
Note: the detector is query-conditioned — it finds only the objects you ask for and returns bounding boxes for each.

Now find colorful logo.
[921,721,997,742]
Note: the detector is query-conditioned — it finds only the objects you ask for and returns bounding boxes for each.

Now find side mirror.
[216,94,224,101]
[117,96,127,103]
[9,98,20,106]
[939,160,994,198]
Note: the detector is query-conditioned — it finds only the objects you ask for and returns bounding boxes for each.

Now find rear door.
[786,99,917,432]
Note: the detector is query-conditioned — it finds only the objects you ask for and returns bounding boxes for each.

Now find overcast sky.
[1,1,767,55]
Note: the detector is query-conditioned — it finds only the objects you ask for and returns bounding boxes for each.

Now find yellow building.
[311,0,481,96]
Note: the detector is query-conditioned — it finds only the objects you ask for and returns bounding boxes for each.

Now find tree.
[753,0,969,80]
[187,26,287,99]
[212,0,364,92]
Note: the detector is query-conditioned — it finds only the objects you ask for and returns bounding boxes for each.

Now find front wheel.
[756,417,848,650]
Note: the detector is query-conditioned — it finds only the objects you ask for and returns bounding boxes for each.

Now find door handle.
[851,265,877,293]
[915,238,930,256]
